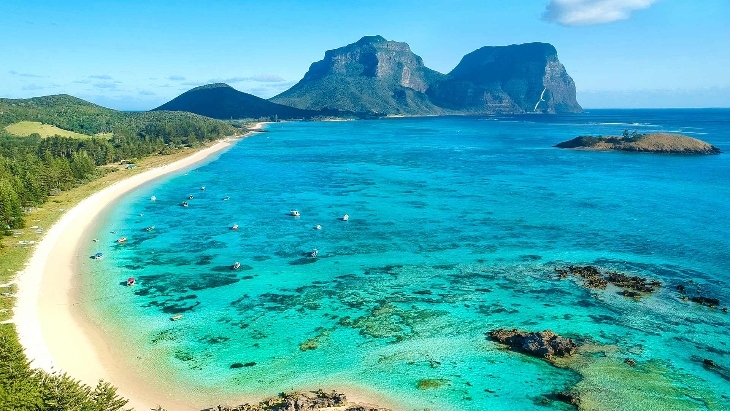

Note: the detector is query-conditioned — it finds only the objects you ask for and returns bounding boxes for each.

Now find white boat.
[94,252,103,259]
[342,214,349,221]
[290,210,301,217]
[150,196,156,201]
[223,196,230,201]
[232,261,241,270]
[231,224,239,230]
[201,186,206,191]
[188,195,194,200]
[315,224,322,230]
[182,201,189,207]
[170,314,183,321]
[146,226,155,232]
[308,248,319,258]
[117,237,127,243]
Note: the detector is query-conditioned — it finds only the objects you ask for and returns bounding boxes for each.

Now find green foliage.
[0,324,130,410]
[0,179,24,229]
[0,94,238,410]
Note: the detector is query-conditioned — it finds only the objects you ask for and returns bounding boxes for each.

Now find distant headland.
[555,132,721,155]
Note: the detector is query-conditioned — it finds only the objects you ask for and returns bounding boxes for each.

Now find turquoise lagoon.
[81,110,730,410]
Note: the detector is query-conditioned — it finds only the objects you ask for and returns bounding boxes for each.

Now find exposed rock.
[271,36,444,115]
[428,42,582,114]
[204,390,369,411]
[607,272,661,293]
[272,36,581,115]
[555,133,721,155]
[555,265,661,298]
[487,328,578,360]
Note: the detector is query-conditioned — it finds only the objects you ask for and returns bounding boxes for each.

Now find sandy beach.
[12,136,242,410]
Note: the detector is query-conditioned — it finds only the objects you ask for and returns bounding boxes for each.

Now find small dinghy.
[223,196,230,201]
[201,186,206,191]
[232,261,241,270]
[308,248,319,258]
[94,252,103,260]
[342,214,349,221]
[126,277,136,286]
[170,314,183,321]
[146,226,155,232]
[150,196,156,201]
[117,236,127,243]
[231,224,239,230]
[315,224,322,230]
[188,195,194,200]
[290,210,301,217]
[182,201,189,207]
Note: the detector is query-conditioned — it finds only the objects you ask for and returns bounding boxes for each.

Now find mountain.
[153,83,321,120]
[427,42,582,114]
[270,36,446,115]
[0,94,235,137]
[271,36,581,115]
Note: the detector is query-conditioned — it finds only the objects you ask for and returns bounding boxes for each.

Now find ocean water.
[80,110,730,410]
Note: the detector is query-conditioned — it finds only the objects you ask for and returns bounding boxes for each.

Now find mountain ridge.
[152,83,323,120]
[271,36,582,115]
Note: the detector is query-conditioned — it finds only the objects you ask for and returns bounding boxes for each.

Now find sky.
[1,0,728,110]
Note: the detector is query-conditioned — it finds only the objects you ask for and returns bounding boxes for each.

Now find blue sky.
[1,0,728,110]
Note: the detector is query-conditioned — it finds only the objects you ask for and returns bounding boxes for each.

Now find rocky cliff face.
[271,37,582,115]
[427,43,582,114]
[271,36,445,115]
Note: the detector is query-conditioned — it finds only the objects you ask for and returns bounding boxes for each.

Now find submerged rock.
[555,390,580,406]
[487,329,578,360]
[690,296,720,308]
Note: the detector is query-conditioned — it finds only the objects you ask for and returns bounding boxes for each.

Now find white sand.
[11,122,397,411]
[12,137,240,410]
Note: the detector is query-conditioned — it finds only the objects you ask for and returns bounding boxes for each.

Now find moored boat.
[146,226,155,232]
[232,224,239,230]
[308,248,319,258]
[223,196,230,201]
[201,186,206,190]
[182,201,189,207]
[126,277,136,286]
[188,195,194,200]
[150,196,156,201]
[290,210,301,217]
[342,214,349,221]
[315,224,322,230]
[117,237,127,243]
[170,314,183,321]
[232,261,241,270]
[94,252,103,259]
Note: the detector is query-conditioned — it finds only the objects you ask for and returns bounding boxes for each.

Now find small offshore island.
[555,132,721,155]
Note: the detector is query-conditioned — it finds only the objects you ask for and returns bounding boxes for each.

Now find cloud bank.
[542,0,659,26]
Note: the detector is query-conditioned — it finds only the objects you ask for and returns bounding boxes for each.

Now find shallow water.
[82,110,730,410]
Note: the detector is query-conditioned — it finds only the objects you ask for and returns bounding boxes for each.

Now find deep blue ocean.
[81,110,730,410]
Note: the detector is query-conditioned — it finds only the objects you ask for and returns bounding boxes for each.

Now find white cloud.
[542,0,659,26]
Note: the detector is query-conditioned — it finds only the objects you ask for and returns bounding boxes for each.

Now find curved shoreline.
[13,136,241,410]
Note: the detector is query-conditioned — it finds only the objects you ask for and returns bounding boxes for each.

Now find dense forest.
[0,95,238,231]
[0,324,130,410]
[0,94,241,410]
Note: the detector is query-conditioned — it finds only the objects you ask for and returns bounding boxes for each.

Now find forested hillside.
[0,94,237,230]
